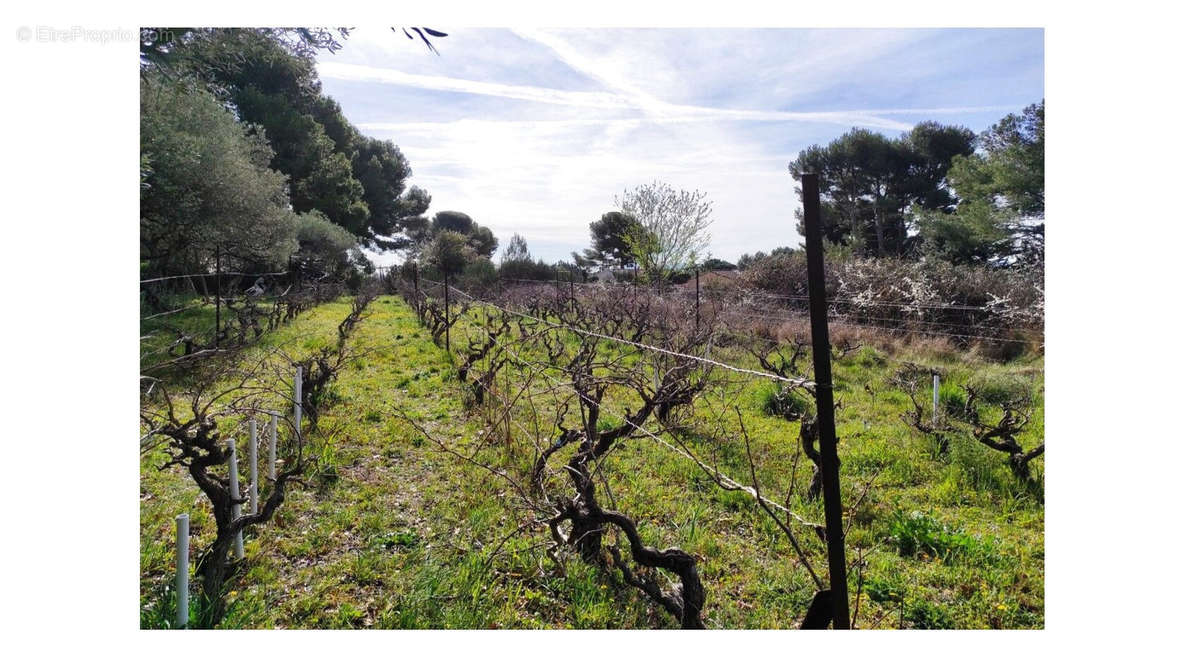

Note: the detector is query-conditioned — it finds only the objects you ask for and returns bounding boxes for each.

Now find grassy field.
[139,294,1044,629]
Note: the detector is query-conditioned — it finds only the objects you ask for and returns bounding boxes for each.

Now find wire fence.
[139,274,347,373]
[451,296,825,532]
[405,278,838,596]
[444,274,1042,348]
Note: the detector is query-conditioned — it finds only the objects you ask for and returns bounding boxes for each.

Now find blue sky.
[315,28,1044,266]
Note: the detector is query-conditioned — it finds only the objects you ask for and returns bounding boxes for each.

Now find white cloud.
[318,61,946,131]
[320,29,1041,266]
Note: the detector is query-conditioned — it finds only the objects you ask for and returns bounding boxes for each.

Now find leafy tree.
[140,74,298,276]
[916,101,1044,266]
[353,137,431,248]
[430,211,498,259]
[146,28,430,248]
[469,227,499,260]
[294,211,373,281]
[790,123,975,257]
[501,234,532,264]
[422,230,473,276]
[431,210,475,235]
[291,142,369,233]
[141,27,447,65]
[338,145,428,248]
[913,201,1010,265]
[573,211,644,270]
[185,32,370,233]
[460,257,499,290]
[701,258,737,271]
[141,28,352,71]
[737,252,765,270]
[499,258,558,281]
[616,181,712,283]
[958,101,1044,218]
[289,94,430,247]
[498,234,565,280]
[310,95,359,155]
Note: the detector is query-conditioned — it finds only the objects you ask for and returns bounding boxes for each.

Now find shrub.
[498,258,557,281]
[967,370,1034,406]
[888,510,990,563]
[864,574,907,604]
[460,258,497,288]
[852,346,887,368]
[907,599,953,629]
[739,254,1042,352]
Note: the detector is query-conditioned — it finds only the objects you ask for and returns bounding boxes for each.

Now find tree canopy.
[294,211,373,281]
[573,211,644,270]
[141,28,432,255]
[501,234,532,265]
[422,230,473,276]
[789,122,976,257]
[140,74,298,276]
[615,182,712,283]
[916,101,1045,266]
[430,211,499,259]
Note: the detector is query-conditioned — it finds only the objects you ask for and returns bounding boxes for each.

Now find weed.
[906,599,953,629]
[371,530,420,552]
[752,383,813,420]
[967,370,1033,406]
[864,574,907,604]
[939,383,969,419]
[852,346,888,368]
[888,510,991,563]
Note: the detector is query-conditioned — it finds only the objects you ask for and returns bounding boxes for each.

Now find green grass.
[140,294,1044,629]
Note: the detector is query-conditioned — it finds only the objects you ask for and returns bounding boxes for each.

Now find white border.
[3,1,1197,666]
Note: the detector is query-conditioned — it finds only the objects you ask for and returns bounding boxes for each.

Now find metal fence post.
[443,271,451,352]
[800,172,851,629]
[214,247,221,341]
[268,412,278,480]
[293,365,303,448]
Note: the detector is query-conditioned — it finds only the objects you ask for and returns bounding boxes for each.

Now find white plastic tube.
[227,438,244,560]
[175,513,189,628]
[268,413,278,480]
[248,419,259,515]
[932,373,941,428]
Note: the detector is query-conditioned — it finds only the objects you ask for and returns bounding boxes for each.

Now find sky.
[315,28,1044,267]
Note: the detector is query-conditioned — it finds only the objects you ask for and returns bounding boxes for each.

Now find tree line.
[141,30,1042,291]
[499,101,1045,286]
[582,102,1044,281]
[790,101,1044,268]
[140,28,483,288]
